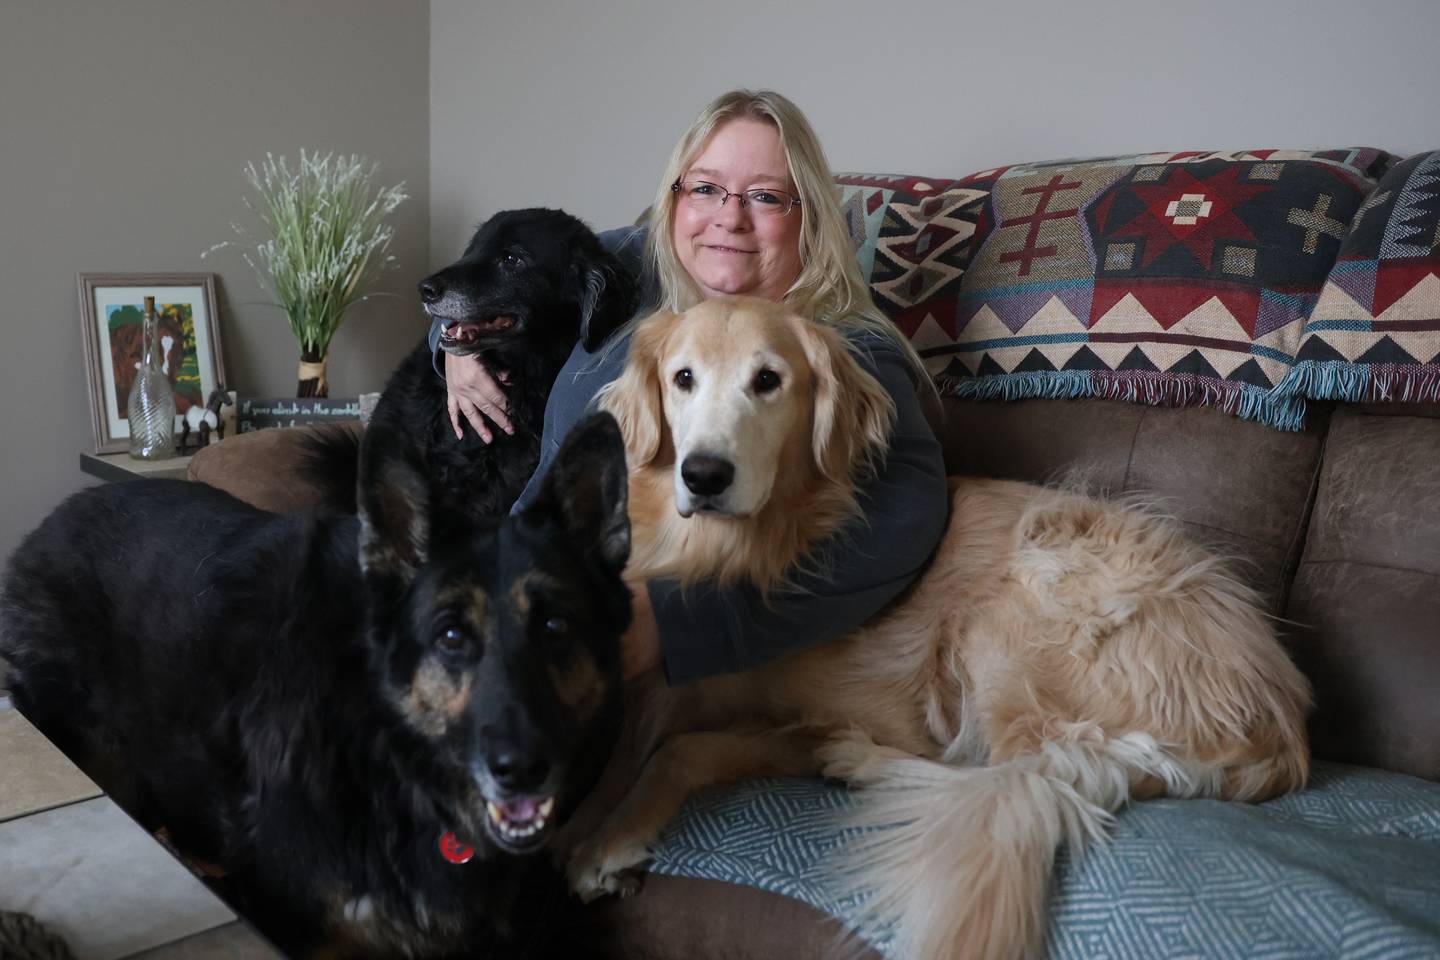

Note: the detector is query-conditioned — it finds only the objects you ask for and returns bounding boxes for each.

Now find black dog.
[1,413,632,958]
[307,208,637,521]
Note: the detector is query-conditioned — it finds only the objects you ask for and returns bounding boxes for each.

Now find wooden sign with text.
[236,397,362,432]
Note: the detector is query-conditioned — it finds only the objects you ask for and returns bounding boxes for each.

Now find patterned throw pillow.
[1276,150,1440,403]
[834,171,991,371]
[915,150,1393,430]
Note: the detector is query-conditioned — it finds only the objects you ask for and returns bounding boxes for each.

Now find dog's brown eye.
[437,628,469,652]
[501,252,523,268]
[544,617,569,637]
[753,369,781,394]
[673,368,694,391]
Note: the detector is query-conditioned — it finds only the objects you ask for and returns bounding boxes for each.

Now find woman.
[432,89,948,683]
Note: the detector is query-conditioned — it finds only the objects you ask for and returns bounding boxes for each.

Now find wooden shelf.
[79,450,196,483]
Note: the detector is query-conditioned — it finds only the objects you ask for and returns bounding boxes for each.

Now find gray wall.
[0,1,429,561]
[431,0,1440,257]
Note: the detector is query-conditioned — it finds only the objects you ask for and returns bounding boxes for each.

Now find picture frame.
[78,273,226,454]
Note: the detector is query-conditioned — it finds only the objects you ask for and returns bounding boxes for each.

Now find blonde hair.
[642,89,936,402]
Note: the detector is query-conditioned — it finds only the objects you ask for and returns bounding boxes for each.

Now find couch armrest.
[1286,406,1440,780]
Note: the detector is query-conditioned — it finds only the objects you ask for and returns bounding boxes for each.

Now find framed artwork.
[78,273,226,454]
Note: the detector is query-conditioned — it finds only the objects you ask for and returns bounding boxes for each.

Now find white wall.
[431,0,1439,259]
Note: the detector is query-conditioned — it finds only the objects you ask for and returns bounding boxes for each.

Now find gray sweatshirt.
[428,226,948,683]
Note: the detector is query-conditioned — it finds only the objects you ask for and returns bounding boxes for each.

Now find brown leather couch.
[189,390,1440,958]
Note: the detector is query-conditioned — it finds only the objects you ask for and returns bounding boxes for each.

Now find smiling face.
[671,118,804,303]
[423,208,635,360]
[358,413,632,858]
[385,523,626,855]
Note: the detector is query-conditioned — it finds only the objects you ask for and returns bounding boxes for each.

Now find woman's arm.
[642,338,950,684]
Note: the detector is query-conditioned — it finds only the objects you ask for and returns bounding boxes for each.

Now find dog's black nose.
[487,751,550,792]
[681,454,735,497]
[418,276,444,303]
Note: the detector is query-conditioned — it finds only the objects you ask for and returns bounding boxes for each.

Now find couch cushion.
[644,766,1440,959]
[186,424,358,512]
[1286,406,1440,779]
[600,874,878,960]
[1279,150,1440,405]
[941,397,1327,611]
[929,150,1393,429]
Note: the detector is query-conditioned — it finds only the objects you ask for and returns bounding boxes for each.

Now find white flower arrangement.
[209,150,408,393]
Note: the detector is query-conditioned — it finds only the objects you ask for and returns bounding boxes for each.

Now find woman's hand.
[621,577,662,679]
[444,352,514,442]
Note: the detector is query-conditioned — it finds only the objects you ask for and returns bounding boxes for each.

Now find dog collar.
[439,830,474,864]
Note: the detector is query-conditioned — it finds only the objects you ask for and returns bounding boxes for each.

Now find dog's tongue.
[445,322,479,344]
[500,796,540,820]
[445,317,514,343]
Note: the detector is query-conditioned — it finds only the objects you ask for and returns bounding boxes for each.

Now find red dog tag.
[439,831,474,864]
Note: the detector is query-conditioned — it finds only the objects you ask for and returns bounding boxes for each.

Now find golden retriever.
[567,297,1312,959]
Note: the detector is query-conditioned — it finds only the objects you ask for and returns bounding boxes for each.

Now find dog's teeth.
[488,799,554,844]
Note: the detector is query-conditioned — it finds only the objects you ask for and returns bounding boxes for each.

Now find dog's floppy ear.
[521,412,630,573]
[574,247,639,351]
[797,319,896,484]
[597,309,678,468]
[356,421,430,583]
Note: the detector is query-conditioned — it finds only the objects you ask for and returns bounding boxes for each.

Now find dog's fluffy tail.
[296,423,363,514]
[822,727,1208,960]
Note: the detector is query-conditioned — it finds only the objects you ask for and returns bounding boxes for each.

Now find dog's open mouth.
[483,794,555,853]
[439,316,518,349]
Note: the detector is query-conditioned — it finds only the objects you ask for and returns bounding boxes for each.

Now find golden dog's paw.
[567,836,652,903]
[818,728,889,786]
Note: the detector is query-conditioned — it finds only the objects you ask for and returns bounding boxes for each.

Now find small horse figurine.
[180,389,232,453]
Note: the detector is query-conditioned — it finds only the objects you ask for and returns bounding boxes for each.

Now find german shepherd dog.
[567,299,1312,959]
[306,208,637,521]
[1,413,632,958]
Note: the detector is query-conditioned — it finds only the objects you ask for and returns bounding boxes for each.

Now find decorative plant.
[209,150,408,396]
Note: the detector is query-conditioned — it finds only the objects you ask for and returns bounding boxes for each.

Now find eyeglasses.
[671,180,802,218]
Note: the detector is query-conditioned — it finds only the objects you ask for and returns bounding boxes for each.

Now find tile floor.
[0,696,281,959]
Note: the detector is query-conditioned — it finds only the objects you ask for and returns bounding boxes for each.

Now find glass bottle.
[127,295,177,460]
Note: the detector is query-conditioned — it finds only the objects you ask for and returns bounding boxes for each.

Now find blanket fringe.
[1273,360,1440,404]
[939,370,1308,432]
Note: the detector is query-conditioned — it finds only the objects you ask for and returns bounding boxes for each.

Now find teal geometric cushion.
[834,170,989,361]
[646,762,1440,958]
[1275,149,1440,405]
